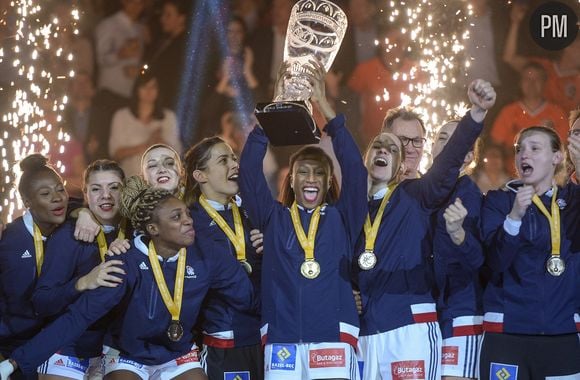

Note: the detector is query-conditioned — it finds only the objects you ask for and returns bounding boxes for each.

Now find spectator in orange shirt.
[348,26,420,146]
[503,3,580,113]
[490,62,568,175]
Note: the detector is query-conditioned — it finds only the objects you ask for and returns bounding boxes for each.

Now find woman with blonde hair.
[479,125,580,378]
[0,176,256,380]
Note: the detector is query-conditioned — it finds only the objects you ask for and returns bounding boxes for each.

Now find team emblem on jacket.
[556,198,566,210]
[185,265,196,278]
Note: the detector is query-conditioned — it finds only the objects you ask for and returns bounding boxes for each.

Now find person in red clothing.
[348,27,420,146]
[503,3,580,114]
[490,62,568,175]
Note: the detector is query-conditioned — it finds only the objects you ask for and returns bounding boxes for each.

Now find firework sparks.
[0,0,74,222]
[376,0,472,171]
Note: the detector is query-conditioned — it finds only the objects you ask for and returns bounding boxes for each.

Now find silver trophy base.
[255,101,320,146]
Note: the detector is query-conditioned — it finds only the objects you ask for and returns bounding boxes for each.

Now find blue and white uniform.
[355,112,483,380]
[239,115,367,380]
[32,221,122,379]
[190,199,263,379]
[9,235,256,379]
[479,182,580,379]
[432,175,484,378]
[0,212,47,358]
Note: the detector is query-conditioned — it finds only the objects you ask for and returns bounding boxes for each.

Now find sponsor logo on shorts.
[270,344,296,371]
[66,356,90,372]
[53,357,89,372]
[118,357,144,369]
[224,371,250,380]
[490,362,518,380]
[309,348,346,368]
[176,350,200,365]
[65,357,89,372]
[391,360,425,380]
[442,346,459,365]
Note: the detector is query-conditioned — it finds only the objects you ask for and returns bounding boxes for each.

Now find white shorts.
[357,322,442,380]
[441,335,481,378]
[102,345,202,380]
[264,342,359,380]
[37,352,103,380]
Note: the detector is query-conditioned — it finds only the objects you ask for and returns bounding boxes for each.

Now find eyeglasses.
[398,136,426,148]
[569,129,580,137]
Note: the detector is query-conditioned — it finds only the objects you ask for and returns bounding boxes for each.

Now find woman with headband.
[73,143,184,243]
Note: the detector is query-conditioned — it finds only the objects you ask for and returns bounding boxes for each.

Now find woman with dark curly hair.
[0,176,255,380]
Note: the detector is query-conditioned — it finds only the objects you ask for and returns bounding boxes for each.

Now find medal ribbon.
[364,183,398,251]
[148,242,186,322]
[199,195,246,263]
[96,218,127,262]
[33,223,44,276]
[290,202,321,261]
[531,187,560,256]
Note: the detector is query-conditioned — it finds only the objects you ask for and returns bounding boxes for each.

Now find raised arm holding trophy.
[254,0,348,146]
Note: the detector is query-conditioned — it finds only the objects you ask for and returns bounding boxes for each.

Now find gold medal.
[290,202,322,280]
[360,183,398,271]
[358,250,377,270]
[148,242,186,342]
[167,320,184,342]
[532,188,563,277]
[300,259,320,279]
[240,259,253,275]
[546,255,565,276]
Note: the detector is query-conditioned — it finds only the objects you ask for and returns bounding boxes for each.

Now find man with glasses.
[354,79,496,380]
[382,108,427,180]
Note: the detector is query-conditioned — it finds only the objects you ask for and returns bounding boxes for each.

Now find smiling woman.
[31,160,126,380]
[183,137,263,379]
[239,64,367,380]
[0,154,68,377]
[278,146,340,209]
[141,143,184,195]
[0,176,256,380]
[72,143,184,243]
[355,80,494,380]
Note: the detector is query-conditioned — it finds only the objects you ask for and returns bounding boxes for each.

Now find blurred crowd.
[0,0,578,199]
